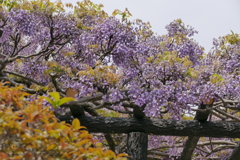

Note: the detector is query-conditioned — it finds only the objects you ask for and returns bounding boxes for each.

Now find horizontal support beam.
[59,116,240,138]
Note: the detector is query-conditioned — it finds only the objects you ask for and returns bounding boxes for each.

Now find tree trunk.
[127,132,148,160]
[179,136,200,160]
[179,101,214,160]
[228,142,240,160]
[126,105,148,160]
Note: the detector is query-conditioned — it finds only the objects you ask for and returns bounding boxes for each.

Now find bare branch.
[104,133,116,152]
[210,110,227,120]
[49,74,65,94]
[155,140,237,149]
[214,108,240,121]
[8,48,51,62]
[3,70,45,86]
[148,150,168,157]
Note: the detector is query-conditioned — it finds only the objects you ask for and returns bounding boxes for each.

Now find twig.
[49,74,65,94]
[214,108,240,121]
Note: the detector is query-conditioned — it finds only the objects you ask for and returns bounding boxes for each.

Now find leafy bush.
[0,82,127,160]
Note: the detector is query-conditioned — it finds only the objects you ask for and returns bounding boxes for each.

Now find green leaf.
[210,74,223,84]
[58,97,75,106]
[51,101,58,109]
[49,92,60,101]
[42,97,54,105]
[213,74,222,80]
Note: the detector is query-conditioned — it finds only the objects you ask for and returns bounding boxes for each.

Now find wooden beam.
[59,116,240,138]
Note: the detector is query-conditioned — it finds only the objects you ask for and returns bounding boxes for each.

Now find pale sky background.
[62,0,240,52]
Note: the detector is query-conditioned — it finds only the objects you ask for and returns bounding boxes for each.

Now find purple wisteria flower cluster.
[0,1,239,159]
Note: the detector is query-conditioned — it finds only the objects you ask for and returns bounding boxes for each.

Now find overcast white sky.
[63,0,240,52]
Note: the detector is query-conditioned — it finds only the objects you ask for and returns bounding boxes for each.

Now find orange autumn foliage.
[0,82,127,160]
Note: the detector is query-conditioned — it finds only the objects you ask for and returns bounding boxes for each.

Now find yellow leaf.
[46,144,56,151]
[11,155,23,159]
[49,92,60,101]
[104,150,116,159]
[79,130,90,138]
[77,139,91,147]
[72,118,81,130]
[95,142,102,147]
[183,60,193,68]
[117,153,129,158]
[58,97,75,106]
